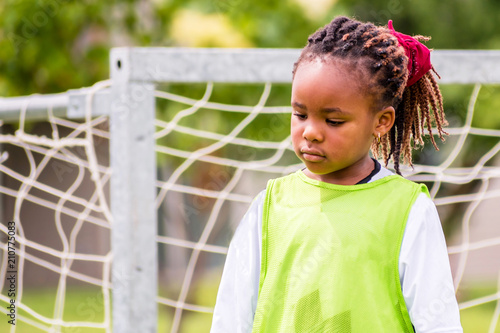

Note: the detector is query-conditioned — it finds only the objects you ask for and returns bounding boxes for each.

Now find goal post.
[109,49,158,333]
[0,48,500,333]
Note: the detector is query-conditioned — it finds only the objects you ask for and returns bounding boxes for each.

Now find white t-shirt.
[211,165,463,333]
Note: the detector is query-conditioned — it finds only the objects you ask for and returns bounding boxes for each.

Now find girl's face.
[291,58,388,185]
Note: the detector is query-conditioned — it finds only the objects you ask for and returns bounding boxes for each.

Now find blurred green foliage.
[341,0,500,49]
[2,0,499,96]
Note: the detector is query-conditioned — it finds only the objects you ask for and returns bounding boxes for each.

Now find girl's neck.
[302,155,376,185]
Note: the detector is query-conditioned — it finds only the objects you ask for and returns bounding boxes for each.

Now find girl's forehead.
[293,56,380,109]
[291,58,374,114]
[293,59,367,96]
[296,56,369,85]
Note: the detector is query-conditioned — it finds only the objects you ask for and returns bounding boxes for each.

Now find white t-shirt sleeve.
[210,191,264,333]
[400,192,463,333]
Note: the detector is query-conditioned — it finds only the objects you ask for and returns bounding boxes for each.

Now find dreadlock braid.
[293,16,447,175]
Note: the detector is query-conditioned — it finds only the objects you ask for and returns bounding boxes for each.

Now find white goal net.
[1,48,500,333]
[0,82,113,332]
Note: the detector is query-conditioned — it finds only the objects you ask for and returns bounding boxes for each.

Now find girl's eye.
[326,119,344,126]
[293,113,307,120]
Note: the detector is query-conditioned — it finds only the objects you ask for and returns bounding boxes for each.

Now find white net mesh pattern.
[0,82,112,332]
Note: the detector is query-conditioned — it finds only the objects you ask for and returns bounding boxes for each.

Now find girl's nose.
[303,123,324,142]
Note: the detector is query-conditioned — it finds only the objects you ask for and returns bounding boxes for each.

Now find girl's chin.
[302,164,334,176]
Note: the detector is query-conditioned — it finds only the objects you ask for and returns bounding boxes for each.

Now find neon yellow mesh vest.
[252,170,428,333]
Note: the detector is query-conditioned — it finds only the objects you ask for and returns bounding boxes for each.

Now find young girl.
[211,16,462,332]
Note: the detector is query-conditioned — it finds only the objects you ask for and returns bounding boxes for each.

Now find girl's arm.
[210,191,264,333]
[400,193,463,333]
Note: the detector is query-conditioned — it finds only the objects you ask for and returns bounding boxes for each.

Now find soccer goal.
[0,48,500,333]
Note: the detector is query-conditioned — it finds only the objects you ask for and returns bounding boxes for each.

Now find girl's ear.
[374,106,395,137]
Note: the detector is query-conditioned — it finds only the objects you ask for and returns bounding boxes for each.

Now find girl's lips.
[302,153,326,162]
[300,148,325,162]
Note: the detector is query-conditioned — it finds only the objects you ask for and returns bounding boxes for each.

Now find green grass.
[458,284,500,333]
[1,286,108,332]
[1,282,499,332]
[461,305,500,333]
[0,283,215,333]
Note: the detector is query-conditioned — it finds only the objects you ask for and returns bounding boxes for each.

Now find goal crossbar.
[1,49,499,122]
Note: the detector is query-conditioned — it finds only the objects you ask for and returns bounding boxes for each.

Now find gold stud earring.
[377,133,381,144]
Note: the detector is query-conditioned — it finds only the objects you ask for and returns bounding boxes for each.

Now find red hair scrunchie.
[388,20,432,87]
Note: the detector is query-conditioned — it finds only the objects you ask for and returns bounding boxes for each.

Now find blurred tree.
[338,0,500,49]
[1,0,109,95]
[1,0,499,96]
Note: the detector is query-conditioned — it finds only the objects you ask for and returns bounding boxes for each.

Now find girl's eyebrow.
[321,107,349,115]
[291,101,306,110]
[292,101,349,115]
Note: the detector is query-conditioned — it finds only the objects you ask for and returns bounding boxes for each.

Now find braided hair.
[292,16,447,175]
